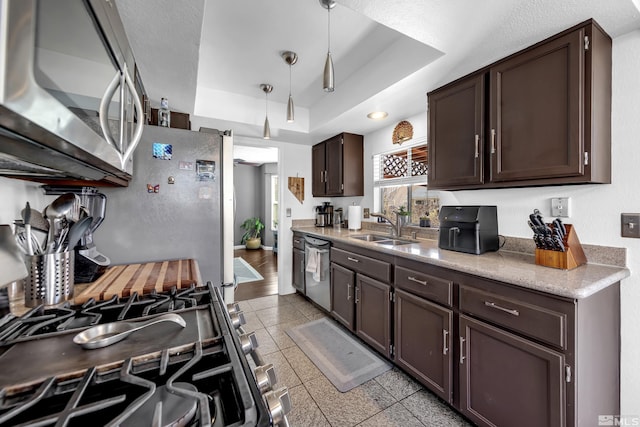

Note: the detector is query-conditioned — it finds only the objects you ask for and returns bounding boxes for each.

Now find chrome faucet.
[370,212,403,237]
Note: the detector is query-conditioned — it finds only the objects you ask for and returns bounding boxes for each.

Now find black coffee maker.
[315,202,333,227]
[438,206,499,254]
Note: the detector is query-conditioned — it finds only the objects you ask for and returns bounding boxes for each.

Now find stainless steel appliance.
[0,283,291,426]
[94,126,232,284]
[438,205,499,254]
[314,202,333,227]
[304,236,331,311]
[0,0,147,184]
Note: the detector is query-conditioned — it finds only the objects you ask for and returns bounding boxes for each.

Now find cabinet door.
[292,248,305,294]
[394,289,452,402]
[490,29,584,182]
[355,275,391,358]
[428,74,485,189]
[312,143,326,196]
[324,135,344,195]
[459,315,566,427]
[330,262,355,330]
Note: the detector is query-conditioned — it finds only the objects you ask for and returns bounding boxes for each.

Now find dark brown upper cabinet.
[428,19,611,190]
[312,133,364,197]
[428,74,485,188]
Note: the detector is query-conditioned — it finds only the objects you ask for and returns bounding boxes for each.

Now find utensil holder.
[24,251,74,307]
[535,224,587,270]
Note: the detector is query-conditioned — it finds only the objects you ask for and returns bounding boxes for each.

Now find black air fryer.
[438,206,499,254]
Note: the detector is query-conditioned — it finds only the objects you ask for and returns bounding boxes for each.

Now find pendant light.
[260,84,273,139]
[281,51,298,123]
[320,0,336,92]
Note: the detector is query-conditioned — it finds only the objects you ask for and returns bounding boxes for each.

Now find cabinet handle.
[442,329,449,355]
[301,259,304,272]
[484,301,520,316]
[407,276,427,286]
[347,283,352,300]
[293,239,301,244]
[459,336,466,364]
[347,257,360,263]
[355,286,360,304]
[490,129,496,154]
[474,134,479,158]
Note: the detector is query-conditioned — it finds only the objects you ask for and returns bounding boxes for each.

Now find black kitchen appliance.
[315,202,333,227]
[0,284,291,426]
[438,206,499,255]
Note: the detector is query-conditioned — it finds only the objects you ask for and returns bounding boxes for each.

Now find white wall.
[0,178,49,225]
[359,30,640,414]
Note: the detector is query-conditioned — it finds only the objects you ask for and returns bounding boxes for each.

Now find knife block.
[535,224,587,270]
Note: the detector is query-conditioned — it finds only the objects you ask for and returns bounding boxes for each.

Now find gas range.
[0,284,290,426]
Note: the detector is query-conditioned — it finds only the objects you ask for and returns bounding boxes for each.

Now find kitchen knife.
[553,218,566,237]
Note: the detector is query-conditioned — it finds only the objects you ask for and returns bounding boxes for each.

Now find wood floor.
[233,248,278,301]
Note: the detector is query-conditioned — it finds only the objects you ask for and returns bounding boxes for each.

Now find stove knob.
[254,363,277,393]
[229,310,246,329]
[264,387,292,427]
[227,302,241,314]
[238,331,259,355]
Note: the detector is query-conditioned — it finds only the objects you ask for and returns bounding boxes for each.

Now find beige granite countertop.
[292,225,630,300]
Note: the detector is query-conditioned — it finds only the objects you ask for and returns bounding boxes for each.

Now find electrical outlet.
[550,197,571,217]
[363,208,370,218]
[621,213,640,238]
[286,208,291,217]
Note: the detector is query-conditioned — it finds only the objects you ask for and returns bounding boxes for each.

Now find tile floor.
[237,293,474,427]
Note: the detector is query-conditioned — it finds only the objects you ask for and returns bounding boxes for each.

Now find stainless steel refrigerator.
[95,125,233,286]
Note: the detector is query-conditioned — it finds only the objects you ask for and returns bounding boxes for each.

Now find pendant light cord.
[327,6,331,54]
[289,64,292,96]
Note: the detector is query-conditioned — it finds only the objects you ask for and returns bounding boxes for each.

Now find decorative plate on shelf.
[392,120,413,145]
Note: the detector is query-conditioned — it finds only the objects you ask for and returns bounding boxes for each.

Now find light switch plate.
[363,208,370,218]
[621,213,640,238]
[551,197,571,217]
[286,208,291,218]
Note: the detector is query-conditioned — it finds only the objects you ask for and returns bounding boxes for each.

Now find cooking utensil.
[27,208,49,233]
[73,313,186,349]
[62,216,93,253]
[44,194,78,252]
[23,202,33,256]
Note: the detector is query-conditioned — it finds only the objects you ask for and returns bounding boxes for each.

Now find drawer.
[459,285,568,349]
[331,247,391,283]
[292,234,305,250]
[395,266,453,307]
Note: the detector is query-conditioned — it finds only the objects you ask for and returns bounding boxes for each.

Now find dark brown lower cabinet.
[355,275,391,358]
[394,289,453,402]
[330,262,355,330]
[459,314,566,427]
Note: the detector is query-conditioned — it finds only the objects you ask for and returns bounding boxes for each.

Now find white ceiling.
[116,0,640,148]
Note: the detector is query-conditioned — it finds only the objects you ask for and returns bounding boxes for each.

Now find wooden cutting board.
[74,259,202,303]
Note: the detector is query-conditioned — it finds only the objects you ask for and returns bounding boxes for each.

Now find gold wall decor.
[392,120,413,145]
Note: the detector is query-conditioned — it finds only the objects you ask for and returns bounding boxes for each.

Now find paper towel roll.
[348,205,362,230]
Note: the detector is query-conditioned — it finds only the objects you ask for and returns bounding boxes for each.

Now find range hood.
[0,0,146,186]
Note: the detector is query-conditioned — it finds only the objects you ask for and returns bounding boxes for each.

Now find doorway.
[233,144,279,301]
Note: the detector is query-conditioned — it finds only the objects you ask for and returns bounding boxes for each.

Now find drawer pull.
[459,336,466,364]
[407,276,427,286]
[347,257,360,263]
[442,329,449,355]
[347,283,352,301]
[294,239,301,244]
[484,301,520,316]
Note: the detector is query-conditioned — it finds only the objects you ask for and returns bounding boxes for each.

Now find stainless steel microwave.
[0,0,146,185]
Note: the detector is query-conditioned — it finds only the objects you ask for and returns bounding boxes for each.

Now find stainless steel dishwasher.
[304,235,331,311]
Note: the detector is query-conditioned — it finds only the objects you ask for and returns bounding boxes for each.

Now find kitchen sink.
[350,234,416,246]
[374,239,416,246]
[350,234,391,242]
